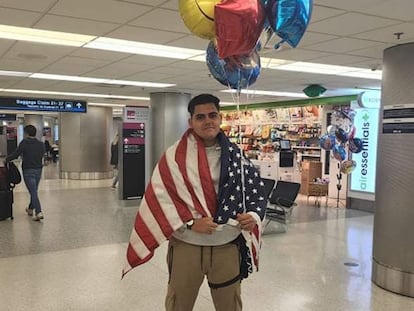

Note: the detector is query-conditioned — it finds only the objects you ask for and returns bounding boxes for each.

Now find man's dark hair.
[24,125,37,137]
[188,94,220,116]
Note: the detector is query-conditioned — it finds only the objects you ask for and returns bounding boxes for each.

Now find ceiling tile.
[116,0,166,6]
[0,0,57,12]
[42,56,111,75]
[308,12,399,36]
[310,54,373,66]
[266,48,332,61]
[129,8,188,33]
[3,42,78,65]
[352,22,414,43]
[310,5,346,23]
[305,37,381,53]
[35,14,119,36]
[0,7,42,27]
[346,43,391,58]
[358,0,414,21]
[50,0,152,24]
[297,32,339,47]
[105,25,184,43]
[313,0,386,11]
[167,35,208,50]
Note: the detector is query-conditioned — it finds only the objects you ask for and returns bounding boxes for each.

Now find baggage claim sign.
[0,96,87,113]
[350,91,380,193]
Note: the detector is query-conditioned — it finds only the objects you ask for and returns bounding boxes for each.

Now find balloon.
[179,0,220,40]
[326,125,337,136]
[340,160,356,174]
[340,108,356,123]
[349,137,364,153]
[319,134,335,150]
[332,144,346,161]
[346,125,356,141]
[206,41,261,90]
[335,127,348,143]
[215,0,265,58]
[267,0,313,48]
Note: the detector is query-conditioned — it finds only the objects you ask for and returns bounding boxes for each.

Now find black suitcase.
[0,165,14,221]
[0,189,13,220]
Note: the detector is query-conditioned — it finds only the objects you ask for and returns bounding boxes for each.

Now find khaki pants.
[165,237,242,311]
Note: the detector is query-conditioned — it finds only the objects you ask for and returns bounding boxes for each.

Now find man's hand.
[236,213,257,232]
[191,217,218,234]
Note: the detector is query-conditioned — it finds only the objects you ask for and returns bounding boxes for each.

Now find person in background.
[123,94,267,310]
[6,125,45,221]
[51,141,59,163]
[44,139,52,163]
[110,134,119,189]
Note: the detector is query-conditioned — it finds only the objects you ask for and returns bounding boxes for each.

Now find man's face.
[189,103,222,146]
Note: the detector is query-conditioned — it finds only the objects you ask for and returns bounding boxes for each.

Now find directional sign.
[0,96,87,113]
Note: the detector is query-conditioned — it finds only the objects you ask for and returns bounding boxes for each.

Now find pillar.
[59,106,112,179]
[149,92,191,168]
[24,114,43,140]
[372,43,414,297]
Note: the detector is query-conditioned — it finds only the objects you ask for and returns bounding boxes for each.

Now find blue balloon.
[319,134,335,151]
[332,144,346,162]
[206,41,261,90]
[268,0,313,48]
[349,137,364,153]
[335,127,348,143]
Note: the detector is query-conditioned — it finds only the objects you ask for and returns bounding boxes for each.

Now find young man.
[6,125,45,221]
[123,94,267,310]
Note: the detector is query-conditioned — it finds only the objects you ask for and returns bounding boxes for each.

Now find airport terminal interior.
[1,0,414,310]
[0,164,413,310]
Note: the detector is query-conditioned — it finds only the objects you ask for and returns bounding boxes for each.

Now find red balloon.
[215,0,265,59]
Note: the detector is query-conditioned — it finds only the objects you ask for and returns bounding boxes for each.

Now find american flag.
[122,129,267,278]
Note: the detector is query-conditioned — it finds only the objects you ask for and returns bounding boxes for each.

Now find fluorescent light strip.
[0,70,32,77]
[30,73,175,88]
[0,88,149,100]
[221,89,308,98]
[0,24,96,47]
[85,37,205,60]
[88,102,126,107]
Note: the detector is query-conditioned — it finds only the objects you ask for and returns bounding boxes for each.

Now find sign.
[357,91,381,109]
[0,113,16,120]
[120,106,149,200]
[350,107,380,193]
[124,106,149,121]
[0,96,87,113]
[382,103,414,134]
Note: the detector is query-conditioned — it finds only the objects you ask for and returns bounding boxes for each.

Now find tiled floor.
[1,163,413,310]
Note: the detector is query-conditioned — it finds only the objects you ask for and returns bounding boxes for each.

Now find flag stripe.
[158,153,193,222]
[175,132,209,217]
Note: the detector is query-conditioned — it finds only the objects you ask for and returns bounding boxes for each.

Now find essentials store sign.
[0,96,87,113]
[350,107,379,193]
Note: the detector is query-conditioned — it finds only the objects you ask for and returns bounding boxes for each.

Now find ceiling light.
[272,61,383,79]
[29,73,175,88]
[0,24,96,47]
[88,102,126,107]
[85,37,205,59]
[221,89,308,98]
[0,88,149,101]
[337,71,382,80]
[0,70,32,77]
